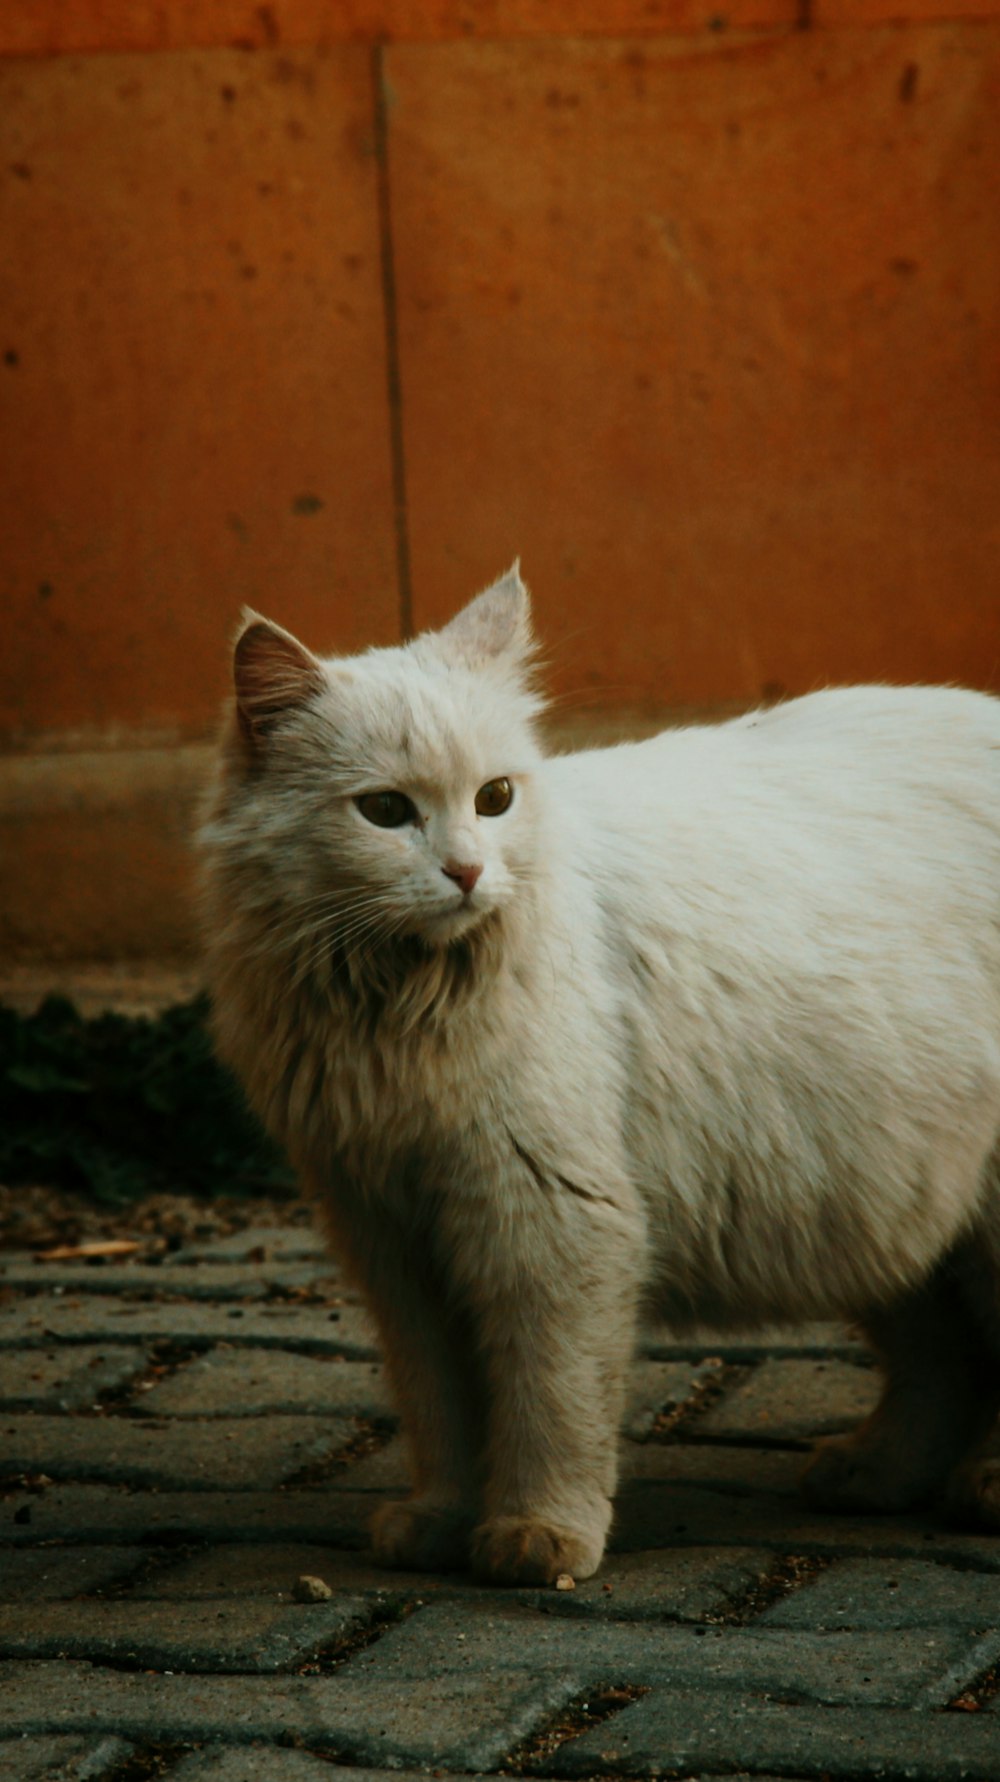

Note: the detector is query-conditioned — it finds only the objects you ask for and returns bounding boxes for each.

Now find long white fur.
[199,567,1000,1583]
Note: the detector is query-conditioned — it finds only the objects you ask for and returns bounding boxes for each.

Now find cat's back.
[544,682,1000,905]
[548,681,1000,797]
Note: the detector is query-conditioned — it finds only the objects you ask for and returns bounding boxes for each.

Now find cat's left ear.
[431,562,533,669]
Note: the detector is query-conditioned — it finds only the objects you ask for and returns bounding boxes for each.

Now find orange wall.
[3,1,1000,743]
[1,1,999,954]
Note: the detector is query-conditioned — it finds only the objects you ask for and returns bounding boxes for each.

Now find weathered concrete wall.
[2,2,998,958]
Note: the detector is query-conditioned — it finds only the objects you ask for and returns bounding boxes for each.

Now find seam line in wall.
[371,42,414,642]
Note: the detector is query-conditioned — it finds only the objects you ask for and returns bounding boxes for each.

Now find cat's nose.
[442,860,483,896]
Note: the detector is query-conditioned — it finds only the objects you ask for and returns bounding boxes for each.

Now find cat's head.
[208,566,545,957]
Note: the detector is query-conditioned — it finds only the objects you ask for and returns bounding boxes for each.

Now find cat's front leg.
[470,1283,635,1585]
[365,1274,483,1572]
[315,1186,484,1571]
[457,1176,645,1586]
[367,1281,485,1570]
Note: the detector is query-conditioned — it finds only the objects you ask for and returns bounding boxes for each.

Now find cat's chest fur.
[210,918,615,1210]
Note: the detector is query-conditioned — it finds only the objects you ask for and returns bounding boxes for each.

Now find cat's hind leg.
[939,1197,1000,1527]
[801,1258,1000,1516]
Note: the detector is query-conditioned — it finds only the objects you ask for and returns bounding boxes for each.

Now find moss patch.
[0,994,292,1205]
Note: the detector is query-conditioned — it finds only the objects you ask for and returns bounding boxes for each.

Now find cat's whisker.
[337,896,413,958]
[253,889,393,934]
[246,892,397,958]
[286,916,375,990]
[325,904,401,954]
[291,899,407,992]
[296,904,394,955]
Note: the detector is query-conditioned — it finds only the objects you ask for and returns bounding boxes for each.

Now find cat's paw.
[943,1460,1000,1531]
[369,1497,472,1572]
[800,1434,925,1515]
[470,1514,605,1586]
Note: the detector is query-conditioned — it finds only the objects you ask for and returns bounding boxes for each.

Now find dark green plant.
[0,994,294,1205]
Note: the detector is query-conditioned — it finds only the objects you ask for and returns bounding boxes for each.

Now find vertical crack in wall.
[371,43,413,641]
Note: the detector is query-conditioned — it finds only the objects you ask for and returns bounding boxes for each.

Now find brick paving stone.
[0,1261,332,1299]
[171,1226,329,1263]
[0,1546,147,1600]
[356,1597,985,1707]
[342,1433,411,1490]
[0,1735,134,1781]
[0,1658,581,1770]
[0,1296,379,1358]
[0,1412,358,1490]
[622,1438,803,1493]
[135,1542,418,1601]
[135,1539,770,1624]
[696,1358,878,1445]
[170,1755,438,1782]
[544,1685,1000,1779]
[5,1201,1000,1782]
[610,1475,997,1561]
[0,1597,376,1672]
[538,1546,771,1621]
[0,1345,148,1411]
[140,1350,393,1420]
[612,1477,835,1550]
[622,1359,721,1441]
[641,1322,866,1361]
[0,1484,374,1548]
[762,1556,1000,1630]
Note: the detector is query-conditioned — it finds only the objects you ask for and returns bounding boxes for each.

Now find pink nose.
[443,861,483,896]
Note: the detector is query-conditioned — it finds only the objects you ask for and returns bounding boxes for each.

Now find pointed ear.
[233,610,325,743]
[431,562,532,669]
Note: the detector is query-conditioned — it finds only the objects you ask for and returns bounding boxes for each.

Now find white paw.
[470,1513,606,1585]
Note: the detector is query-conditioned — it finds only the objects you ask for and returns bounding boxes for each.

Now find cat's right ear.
[431,562,533,670]
[232,610,325,746]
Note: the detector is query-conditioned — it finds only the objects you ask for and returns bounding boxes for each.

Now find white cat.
[199,566,1000,1584]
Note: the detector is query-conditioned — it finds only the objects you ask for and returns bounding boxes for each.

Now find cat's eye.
[355,791,418,829]
[475,777,513,817]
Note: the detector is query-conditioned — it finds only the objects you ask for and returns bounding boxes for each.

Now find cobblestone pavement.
[2,1215,1000,1781]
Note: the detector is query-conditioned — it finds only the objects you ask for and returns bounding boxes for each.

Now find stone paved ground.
[2,1215,1000,1781]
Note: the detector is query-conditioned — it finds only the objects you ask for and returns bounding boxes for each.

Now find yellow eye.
[356,791,417,829]
[475,777,513,817]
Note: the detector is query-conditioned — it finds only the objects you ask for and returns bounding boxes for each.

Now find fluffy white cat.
[199,566,1000,1584]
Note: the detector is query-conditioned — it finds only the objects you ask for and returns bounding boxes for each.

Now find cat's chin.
[417,900,495,948]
